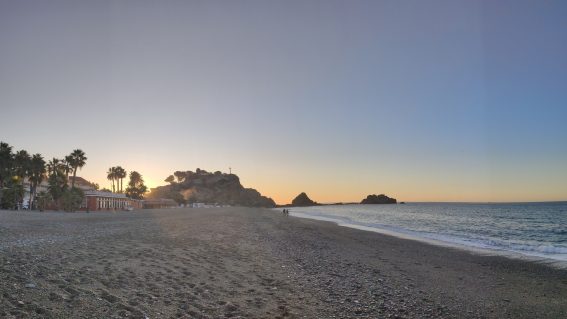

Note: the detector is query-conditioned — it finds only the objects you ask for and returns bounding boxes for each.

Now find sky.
[1,0,566,204]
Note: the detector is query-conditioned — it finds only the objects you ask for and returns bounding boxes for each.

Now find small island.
[360,194,397,204]
[291,192,318,207]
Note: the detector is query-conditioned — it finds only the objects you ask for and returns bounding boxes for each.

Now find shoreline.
[1,207,566,318]
[283,209,567,269]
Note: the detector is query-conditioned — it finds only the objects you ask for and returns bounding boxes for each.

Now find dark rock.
[360,194,397,204]
[291,192,318,207]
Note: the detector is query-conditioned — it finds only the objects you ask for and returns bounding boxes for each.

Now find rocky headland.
[146,169,275,208]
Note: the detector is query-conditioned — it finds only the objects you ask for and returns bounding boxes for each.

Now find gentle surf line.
[281,209,567,268]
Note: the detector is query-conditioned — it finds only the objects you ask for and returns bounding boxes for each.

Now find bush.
[0,177,24,209]
[61,188,84,212]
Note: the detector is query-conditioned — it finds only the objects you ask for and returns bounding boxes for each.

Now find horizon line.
[314,200,567,205]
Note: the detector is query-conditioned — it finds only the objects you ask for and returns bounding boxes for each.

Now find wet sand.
[0,207,566,318]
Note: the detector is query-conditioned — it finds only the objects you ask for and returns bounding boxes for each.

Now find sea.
[280,202,567,262]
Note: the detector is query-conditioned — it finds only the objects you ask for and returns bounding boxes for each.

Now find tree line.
[0,142,86,211]
[0,141,148,211]
[106,166,148,200]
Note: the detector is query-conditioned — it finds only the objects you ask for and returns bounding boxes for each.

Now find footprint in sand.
[100,290,121,304]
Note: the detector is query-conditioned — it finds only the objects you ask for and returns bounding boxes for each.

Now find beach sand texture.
[1,207,566,318]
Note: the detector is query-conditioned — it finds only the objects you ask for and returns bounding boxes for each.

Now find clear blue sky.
[1,0,566,203]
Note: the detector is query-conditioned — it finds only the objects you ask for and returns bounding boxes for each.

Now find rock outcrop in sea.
[146,169,276,208]
[360,194,397,204]
[291,192,318,207]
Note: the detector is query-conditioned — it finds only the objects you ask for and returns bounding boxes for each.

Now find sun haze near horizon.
[1,0,566,205]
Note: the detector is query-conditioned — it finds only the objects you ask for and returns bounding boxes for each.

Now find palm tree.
[14,150,31,180]
[14,150,31,209]
[115,166,127,193]
[47,162,67,210]
[0,142,14,202]
[63,156,73,186]
[47,158,64,176]
[28,154,46,210]
[107,167,116,192]
[67,149,87,188]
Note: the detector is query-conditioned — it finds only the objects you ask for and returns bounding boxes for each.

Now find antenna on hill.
[229,167,232,174]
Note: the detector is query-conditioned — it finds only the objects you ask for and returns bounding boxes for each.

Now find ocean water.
[281,202,567,262]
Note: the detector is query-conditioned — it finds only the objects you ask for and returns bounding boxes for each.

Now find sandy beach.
[1,207,566,318]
